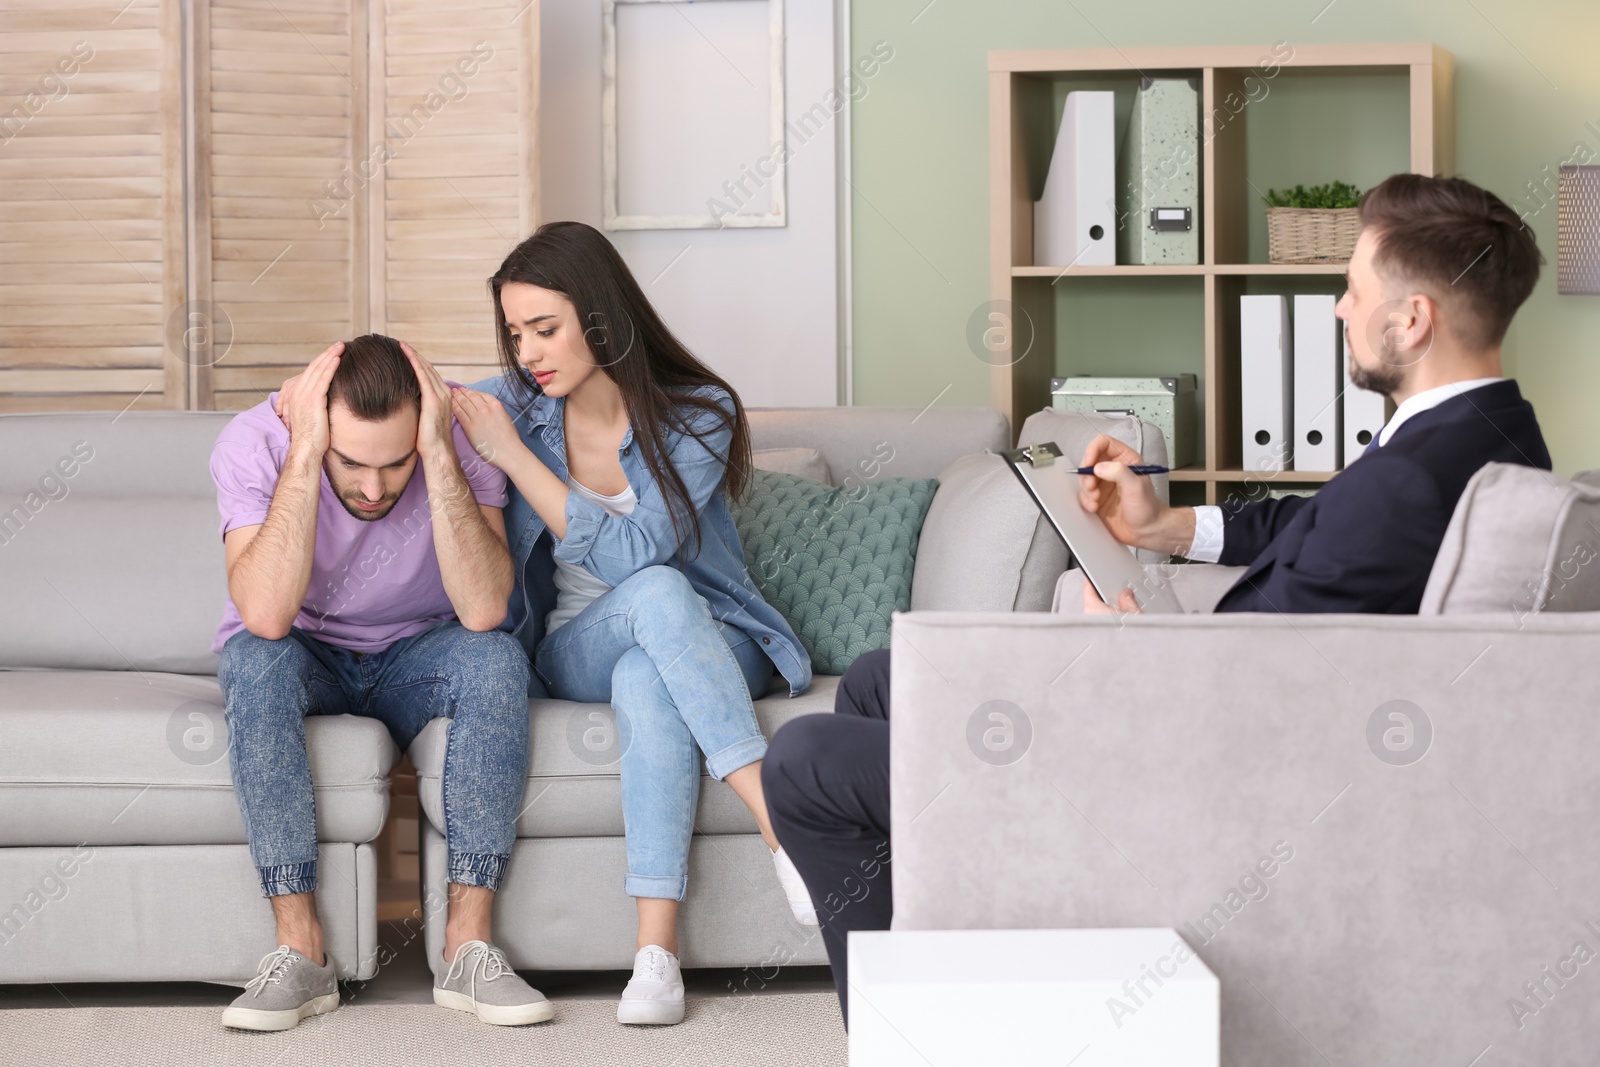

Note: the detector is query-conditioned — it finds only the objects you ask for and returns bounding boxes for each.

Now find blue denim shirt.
[470,375,812,697]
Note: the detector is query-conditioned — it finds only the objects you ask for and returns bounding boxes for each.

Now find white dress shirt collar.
[1378,377,1504,446]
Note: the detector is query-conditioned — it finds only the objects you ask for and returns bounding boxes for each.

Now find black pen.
[1073,465,1169,476]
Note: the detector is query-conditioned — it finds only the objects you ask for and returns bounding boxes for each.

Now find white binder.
[1341,332,1388,464]
[1034,91,1115,267]
[1292,294,1342,471]
[1240,295,1292,472]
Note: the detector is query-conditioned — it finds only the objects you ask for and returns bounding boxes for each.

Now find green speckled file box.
[1051,374,1197,469]
[1117,77,1200,265]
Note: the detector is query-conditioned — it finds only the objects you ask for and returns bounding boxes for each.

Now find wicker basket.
[1265,207,1361,264]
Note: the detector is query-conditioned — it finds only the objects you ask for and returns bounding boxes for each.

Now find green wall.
[849,0,1600,475]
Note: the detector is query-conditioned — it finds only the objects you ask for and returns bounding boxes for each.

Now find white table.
[849,928,1218,1066]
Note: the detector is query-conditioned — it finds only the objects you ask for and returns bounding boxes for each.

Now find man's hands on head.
[401,341,459,463]
[250,340,512,636]
[273,340,457,461]
[1077,433,1197,558]
[273,342,342,460]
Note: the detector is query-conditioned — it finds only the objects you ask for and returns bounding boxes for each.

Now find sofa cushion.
[747,406,1008,482]
[1421,464,1600,616]
[732,470,938,674]
[0,495,225,676]
[0,671,397,847]
[411,676,841,839]
[0,413,233,675]
[752,447,832,485]
[911,453,1069,613]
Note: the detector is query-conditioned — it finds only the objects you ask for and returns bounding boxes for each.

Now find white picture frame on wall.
[602,0,787,230]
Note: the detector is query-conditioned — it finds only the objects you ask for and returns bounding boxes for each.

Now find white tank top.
[545,475,638,635]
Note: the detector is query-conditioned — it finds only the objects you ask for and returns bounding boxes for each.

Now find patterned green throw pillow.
[733,468,939,675]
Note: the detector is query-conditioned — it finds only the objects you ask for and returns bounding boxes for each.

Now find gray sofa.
[0,403,1161,985]
[888,463,1600,1065]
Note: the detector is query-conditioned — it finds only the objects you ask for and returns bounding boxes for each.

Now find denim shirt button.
[622,446,631,456]
[761,636,770,645]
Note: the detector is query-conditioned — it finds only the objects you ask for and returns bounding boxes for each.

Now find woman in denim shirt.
[453,222,814,1026]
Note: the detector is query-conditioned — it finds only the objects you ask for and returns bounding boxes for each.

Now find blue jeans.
[217,621,530,897]
[534,565,775,900]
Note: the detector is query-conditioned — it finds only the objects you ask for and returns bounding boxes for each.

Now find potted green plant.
[1262,181,1363,264]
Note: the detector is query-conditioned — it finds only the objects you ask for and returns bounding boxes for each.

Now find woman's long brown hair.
[489,221,752,558]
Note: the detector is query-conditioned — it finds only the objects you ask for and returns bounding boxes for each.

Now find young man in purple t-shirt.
[211,335,549,1031]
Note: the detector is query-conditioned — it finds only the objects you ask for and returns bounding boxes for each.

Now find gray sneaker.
[434,940,554,1025]
[221,946,340,1031]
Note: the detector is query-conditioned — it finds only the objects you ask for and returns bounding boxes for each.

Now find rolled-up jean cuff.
[705,736,768,781]
[625,873,688,901]
[448,851,509,891]
[259,861,317,898]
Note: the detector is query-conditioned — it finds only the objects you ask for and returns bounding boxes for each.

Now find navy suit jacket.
[1213,379,1550,614]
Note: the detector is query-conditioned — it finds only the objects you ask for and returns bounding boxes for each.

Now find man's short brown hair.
[328,334,421,420]
[1358,173,1543,352]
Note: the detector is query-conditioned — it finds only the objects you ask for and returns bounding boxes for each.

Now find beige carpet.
[1,993,846,1066]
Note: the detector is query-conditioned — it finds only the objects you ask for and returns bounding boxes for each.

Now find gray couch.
[888,463,1600,1065]
[0,403,1161,985]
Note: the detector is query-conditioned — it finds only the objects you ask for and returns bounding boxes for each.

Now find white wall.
[540,0,841,408]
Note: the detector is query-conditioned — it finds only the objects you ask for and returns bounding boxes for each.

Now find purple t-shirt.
[210,392,508,654]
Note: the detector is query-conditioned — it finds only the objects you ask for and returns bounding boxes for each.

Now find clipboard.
[1002,442,1184,614]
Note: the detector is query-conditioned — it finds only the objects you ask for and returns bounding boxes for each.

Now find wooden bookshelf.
[988,42,1454,504]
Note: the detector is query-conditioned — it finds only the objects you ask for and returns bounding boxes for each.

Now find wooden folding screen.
[0,0,538,412]
[0,0,186,412]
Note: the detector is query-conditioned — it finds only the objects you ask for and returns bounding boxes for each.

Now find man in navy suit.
[1082,171,1550,615]
[762,173,1551,1025]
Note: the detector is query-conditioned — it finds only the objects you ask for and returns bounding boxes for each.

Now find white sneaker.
[772,847,819,926]
[616,944,684,1025]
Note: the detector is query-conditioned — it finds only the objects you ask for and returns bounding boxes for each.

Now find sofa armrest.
[887,608,1600,1064]
[1050,563,1249,614]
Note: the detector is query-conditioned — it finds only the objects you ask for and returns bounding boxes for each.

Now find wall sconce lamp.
[1558,165,1600,295]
